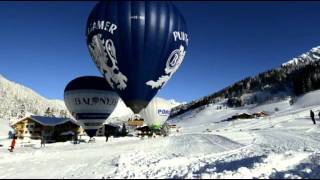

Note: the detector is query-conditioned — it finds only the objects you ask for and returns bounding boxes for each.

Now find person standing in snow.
[73,133,79,144]
[105,132,109,142]
[9,135,16,152]
[40,136,45,148]
[310,110,316,125]
[318,111,320,122]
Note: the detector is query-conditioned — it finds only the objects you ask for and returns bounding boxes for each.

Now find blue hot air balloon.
[64,76,119,138]
[86,1,189,113]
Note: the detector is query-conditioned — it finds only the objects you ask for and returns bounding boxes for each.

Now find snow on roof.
[105,123,121,128]
[11,115,79,127]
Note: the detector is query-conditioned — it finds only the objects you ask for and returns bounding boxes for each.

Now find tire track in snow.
[187,127,320,179]
[108,133,253,179]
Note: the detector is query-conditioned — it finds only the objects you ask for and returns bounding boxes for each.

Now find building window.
[26,125,29,128]
[30,131,33,134]
[25,131,27,134]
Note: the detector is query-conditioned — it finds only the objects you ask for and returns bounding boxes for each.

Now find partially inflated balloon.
[64,76,119,137]
[86,1,188,113]
[139,97,172,129]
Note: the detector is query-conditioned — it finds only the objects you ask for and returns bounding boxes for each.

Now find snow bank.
[248,99,291,114]
[293,89,320,108]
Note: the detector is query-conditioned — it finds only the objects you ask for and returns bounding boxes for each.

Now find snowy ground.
[1,91,320,178]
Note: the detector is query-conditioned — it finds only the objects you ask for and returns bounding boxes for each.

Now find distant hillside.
[0,74,180,125]
[0,74,136,123]
[171,46,320,117]
[0,74,70,121]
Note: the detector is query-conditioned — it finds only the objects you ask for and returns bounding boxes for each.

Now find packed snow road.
[0,133,251,179]
[1,125,318,178]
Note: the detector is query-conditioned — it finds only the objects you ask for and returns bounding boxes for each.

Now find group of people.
[9,135,46,152]
[310,110,320,125]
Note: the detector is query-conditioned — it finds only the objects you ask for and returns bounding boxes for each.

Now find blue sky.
[0,1,320,103]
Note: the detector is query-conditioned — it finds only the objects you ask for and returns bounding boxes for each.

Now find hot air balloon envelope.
[139,97,172,129]
[86,1,188,113]
[64,76,119,137]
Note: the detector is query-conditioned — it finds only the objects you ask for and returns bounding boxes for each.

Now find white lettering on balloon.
[173,31,189,45]
[157,109,171,116]
[74,96,118,106]
[87,20,117,35]
[146,45,186,89]
[88,34,128,90]
[130,15,145,20]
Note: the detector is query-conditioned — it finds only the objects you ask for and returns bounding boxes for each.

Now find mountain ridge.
[0,74,181,124]
[171,46,320,118]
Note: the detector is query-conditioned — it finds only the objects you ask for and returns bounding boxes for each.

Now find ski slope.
[1,91,320,178]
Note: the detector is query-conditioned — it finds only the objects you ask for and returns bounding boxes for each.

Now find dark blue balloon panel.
[86,1,188,113]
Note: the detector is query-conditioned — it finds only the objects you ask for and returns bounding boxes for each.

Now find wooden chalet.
[127,115,144,127]
[231,113,254,120]
[252,111,268,118]
[229,111,268,121]
[11,115,82,142]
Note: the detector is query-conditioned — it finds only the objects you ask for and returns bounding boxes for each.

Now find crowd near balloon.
[63,1,188,139]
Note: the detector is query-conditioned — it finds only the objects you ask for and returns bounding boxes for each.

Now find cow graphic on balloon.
[64,1,189,139]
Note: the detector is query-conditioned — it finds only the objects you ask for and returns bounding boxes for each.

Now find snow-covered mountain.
[281,46,320,67]
[167,99,185,107]
[172,45,320,118]
[0,74,181,126]
[0,74,69,122]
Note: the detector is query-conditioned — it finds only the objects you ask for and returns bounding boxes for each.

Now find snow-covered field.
[1,91,320,178]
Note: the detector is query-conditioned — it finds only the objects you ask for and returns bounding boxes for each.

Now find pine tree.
[45,107,51,117]
[18,104,26,118]
[306,77,313,92]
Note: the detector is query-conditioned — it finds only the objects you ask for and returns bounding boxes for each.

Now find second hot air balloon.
[64,76,119,138]
[86,1,189,113]
[139,97,172,130]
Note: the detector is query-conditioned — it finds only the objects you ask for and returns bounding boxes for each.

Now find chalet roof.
[253,111,268,115]
[11,115,80,127]
[104,123,121,128]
